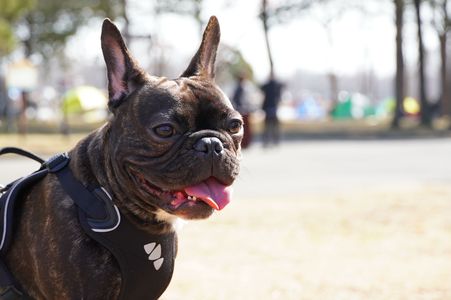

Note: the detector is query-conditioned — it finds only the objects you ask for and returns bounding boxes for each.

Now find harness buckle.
[43,153,70,173]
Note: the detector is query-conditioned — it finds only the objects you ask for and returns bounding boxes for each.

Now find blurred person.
[260,73,283,147]
[18,91,29,135]
[231,73,253,148]
[0,78,7,124]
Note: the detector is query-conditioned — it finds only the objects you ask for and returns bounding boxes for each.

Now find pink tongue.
[184,178,232,210]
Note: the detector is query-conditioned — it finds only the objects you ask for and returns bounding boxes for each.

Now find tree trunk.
[0,73,8,131]
[194,1,204,37]
[440,0,450,118]
[119,0,130,42]
[261,0,275,76]
[392,0,405,129]
[414,0,431,127]
[324,26,338,105]
[328,73,338,106]
[440,32,449,115]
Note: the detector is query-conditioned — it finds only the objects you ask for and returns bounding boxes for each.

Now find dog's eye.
[153,124,175,138]
[228,119,243,134]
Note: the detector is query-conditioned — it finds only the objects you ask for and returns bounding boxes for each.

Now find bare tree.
[428,0,451,123]
[260,0,275,76]
[314,3,349,107]
[259,0,315,77]
[441,0,450,118]
[392,0,406,128]
[430,0,450,118]
[414,0,432,127]
[155,0,204,36]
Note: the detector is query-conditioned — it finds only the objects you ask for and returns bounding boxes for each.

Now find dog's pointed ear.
[101,18,146,110]
[181,16,220,80]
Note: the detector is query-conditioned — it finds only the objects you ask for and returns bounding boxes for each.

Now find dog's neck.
[69,124,177,234]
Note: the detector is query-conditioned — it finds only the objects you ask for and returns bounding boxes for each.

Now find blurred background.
[0,0,451,299]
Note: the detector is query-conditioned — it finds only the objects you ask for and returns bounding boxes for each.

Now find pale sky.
[67,0,442,82]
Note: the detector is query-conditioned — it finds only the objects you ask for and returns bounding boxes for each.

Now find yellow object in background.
[403,97,420,115]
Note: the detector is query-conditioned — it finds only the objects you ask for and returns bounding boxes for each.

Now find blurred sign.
[6,59,38,91]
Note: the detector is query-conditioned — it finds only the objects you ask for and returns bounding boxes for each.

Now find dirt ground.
[163,185,451,300]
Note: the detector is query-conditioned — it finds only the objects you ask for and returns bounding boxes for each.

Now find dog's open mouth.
[134,173,231,211]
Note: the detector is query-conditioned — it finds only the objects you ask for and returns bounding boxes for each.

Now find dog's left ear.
[181,16,220,80]
[101,18,146,110]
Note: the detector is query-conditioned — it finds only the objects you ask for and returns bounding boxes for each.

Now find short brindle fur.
[4,16,242,299]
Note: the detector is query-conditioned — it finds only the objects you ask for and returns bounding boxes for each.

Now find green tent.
[63,86,107,115]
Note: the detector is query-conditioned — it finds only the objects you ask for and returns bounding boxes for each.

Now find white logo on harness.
[144,242,164,270]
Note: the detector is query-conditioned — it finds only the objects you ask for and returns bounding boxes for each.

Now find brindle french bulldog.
[4,16,242,299]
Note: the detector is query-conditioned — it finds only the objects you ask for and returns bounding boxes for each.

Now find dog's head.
[100,17,242,221]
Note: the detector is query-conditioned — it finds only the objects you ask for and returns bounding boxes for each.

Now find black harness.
[0,147,176,300]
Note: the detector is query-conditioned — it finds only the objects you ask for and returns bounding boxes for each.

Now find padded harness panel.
[0,153,176,300]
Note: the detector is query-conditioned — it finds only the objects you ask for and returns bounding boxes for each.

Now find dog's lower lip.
[133,171,172,200]
[132,171,220,210]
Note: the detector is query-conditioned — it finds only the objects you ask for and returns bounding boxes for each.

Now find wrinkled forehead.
[133,76,238,125]
[146,76,234,111]
[158,77,232,107]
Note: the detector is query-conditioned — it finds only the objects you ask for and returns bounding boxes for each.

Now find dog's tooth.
[187,195,197,201]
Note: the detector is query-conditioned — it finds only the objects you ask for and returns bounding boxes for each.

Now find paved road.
[1,139,451,199]
[236,138,451,199]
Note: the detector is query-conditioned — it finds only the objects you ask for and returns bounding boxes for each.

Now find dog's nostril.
[213,138,224,154]
[194,137,224,155]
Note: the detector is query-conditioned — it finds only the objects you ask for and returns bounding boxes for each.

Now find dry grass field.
[164,185,451,300]
[0,134,84,155]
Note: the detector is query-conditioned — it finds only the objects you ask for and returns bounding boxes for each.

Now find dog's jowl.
[0,16,242,300]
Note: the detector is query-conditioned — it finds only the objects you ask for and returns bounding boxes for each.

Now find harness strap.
[0,260,24,300]
[0,170,49,254]
[48,155,175,299]
[0,287,23,300]
[0,148,44,164]
[0,167,47,300]
[44,154,107,221]
[0,148,45,194]
[1,152,176,300]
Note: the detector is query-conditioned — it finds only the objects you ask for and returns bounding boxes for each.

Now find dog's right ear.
[101,18,146,110]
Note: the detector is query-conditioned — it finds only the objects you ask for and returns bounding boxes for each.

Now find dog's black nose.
[194,137,224,155]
